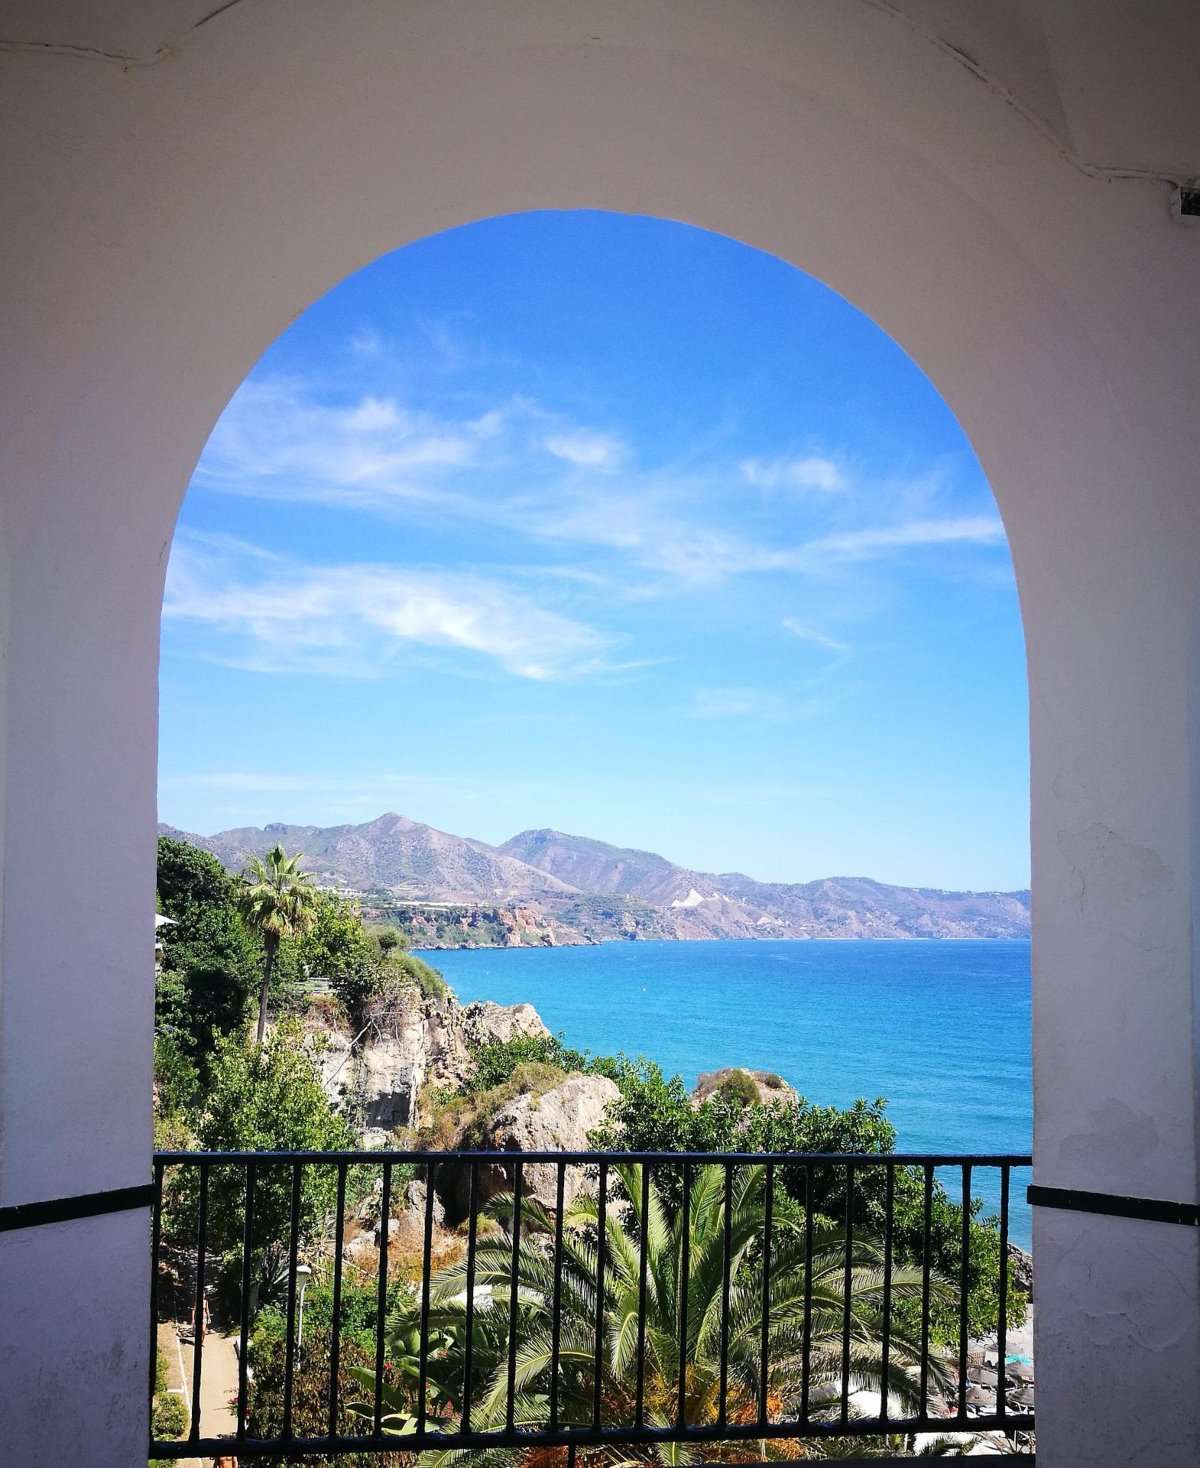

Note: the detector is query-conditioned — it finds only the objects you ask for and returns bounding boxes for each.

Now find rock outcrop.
[436,1072,621,1221]
[692,1067,797,1108]
[312,990,550,1138]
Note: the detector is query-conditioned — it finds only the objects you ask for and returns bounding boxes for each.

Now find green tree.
[300,891,380,1024]
[169,1021,354,1294]
[155,836,259,1085]
[157,834,234,916]
[369,925,404,960]
[237,843,320,1043]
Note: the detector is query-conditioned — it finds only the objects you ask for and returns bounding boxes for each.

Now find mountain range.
[158,812,1031,944]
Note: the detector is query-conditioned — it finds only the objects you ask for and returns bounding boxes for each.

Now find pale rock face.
[1008,1243,1035,1300]
[312,991,550,1136]
[438,1073,622,1220]
[461,1000,548,1046]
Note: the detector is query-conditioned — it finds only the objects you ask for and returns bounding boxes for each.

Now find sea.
[414,938,1033,1247]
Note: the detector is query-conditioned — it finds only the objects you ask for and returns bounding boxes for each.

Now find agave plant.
[356,1162,953,1464]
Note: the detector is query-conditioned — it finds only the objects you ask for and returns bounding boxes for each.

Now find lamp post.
[295,1263,313,1362]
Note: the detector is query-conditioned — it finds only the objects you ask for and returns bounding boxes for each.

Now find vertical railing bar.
[635,1163,651,1428]
[840,1162,854,1426]
[592,1161,608,1430]
[373,1161,392,1436]
[958,1163,972,1419]
[758,1160,774,1428]
[718,1161,733,1426]
[236,1161,256,1440]
[282,1161,302,1439]
[188,1160,209,1442]
[505,1161,523,1433]
[879,1162,894,1424]
[148,1159,164,1434]
[328,1161,347,1440]
[997,1164,1010,1421]
[919,1164,933,1420]
[550,1161,566,1432]
[417,1167,437,1433]
[461,1162,479,1434]
[676,1160,692,1431]
[800,1162,814,1423]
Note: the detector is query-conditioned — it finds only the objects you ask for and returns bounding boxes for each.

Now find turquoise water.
[416,938,1033,1246]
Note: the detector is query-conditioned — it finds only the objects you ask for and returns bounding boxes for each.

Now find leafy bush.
[386,951,447,1000]
[248,1320,408,1465]
[463,1031,590,1093]
[162,1020,354,1297]
[150,1390,187,1440]
[713,1067,761,1107]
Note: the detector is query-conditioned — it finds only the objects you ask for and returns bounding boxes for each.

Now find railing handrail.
[150,1147,1035,1458]
[154,1146,1033,1165]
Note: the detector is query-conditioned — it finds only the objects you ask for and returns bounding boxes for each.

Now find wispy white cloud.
[190,375,1008,604]
[804,516,1006,561]
[164,535,613,681]
[195,380,493,509]
[543,429,626,470]
[741,455,846,493]
[781,619,851,656]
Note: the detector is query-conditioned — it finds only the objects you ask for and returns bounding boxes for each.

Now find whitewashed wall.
[1,4,1197,1463]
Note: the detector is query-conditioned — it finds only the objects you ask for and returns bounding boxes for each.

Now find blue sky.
[160,211,1029,889]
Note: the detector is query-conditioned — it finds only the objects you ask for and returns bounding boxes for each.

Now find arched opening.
[153,208,1033,1453]
[5,10,1198,1466]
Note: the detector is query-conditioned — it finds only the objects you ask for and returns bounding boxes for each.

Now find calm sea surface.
[415,938,1033,1246]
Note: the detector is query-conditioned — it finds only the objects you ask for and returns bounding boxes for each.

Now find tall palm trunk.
[256,935,278,1044]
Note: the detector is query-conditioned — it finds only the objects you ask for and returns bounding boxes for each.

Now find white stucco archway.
[2,5,1198,1464]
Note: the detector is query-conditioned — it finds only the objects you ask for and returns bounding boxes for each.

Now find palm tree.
[365,1162,952,1464]
[237,843,318,1042]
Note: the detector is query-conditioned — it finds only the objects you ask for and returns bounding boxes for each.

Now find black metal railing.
[150,1149,1034,1461]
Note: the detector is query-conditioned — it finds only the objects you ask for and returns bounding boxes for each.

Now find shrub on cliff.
[462,1031,590,1093]
[422,1060,568,1150]
[712,1066,762,1107]
[163,1020,354,1296]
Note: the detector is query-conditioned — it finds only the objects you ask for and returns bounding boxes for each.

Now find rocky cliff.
[310,991,549,1140]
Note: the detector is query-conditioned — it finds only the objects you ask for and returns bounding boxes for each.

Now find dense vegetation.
[451,1035,1024,1345]
[154,835,440,1131]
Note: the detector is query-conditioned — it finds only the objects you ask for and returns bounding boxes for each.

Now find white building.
[1,4,1198,1463]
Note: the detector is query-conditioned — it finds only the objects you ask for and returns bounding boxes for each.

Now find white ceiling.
[3,0,1197,177]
